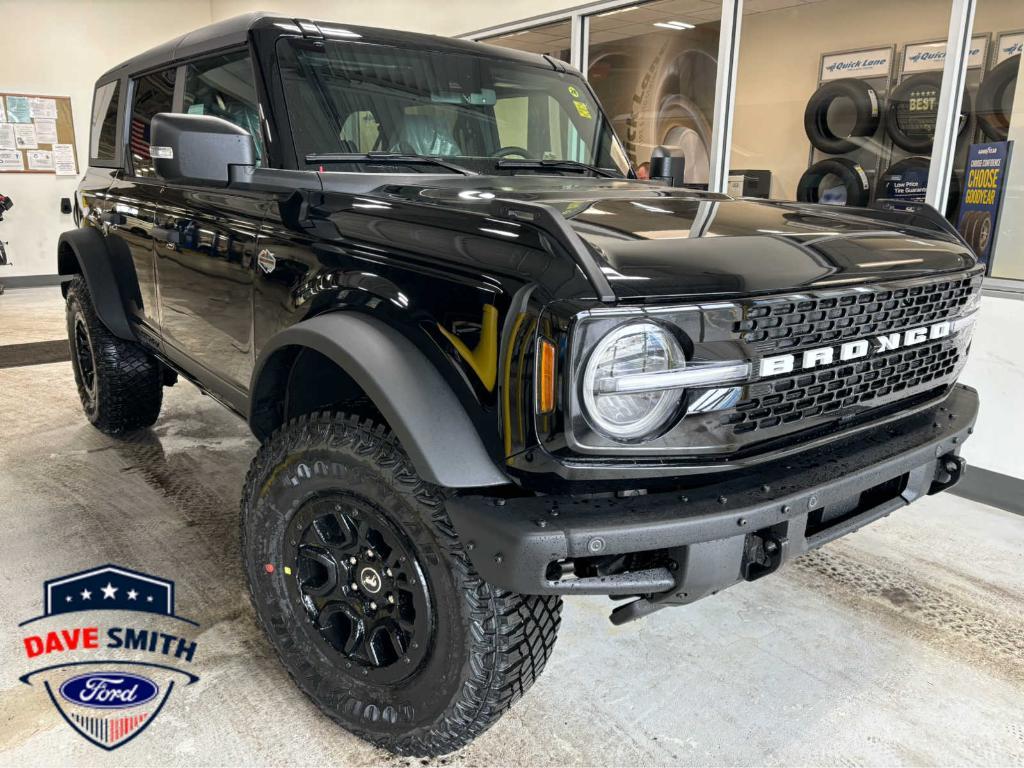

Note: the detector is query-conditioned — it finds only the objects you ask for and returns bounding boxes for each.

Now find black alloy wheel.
[285,493,432,684]
[72,314,98,412]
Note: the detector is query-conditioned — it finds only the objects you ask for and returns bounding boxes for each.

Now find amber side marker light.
[537,338,556,414]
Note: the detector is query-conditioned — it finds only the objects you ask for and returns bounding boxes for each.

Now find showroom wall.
[731,0,1024,199]
[0,0,214,279]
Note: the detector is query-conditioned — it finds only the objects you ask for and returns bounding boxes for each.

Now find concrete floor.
[1,286,1022,766]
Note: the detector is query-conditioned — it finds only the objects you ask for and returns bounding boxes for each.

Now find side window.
[90,80,121,166]
[130,67,177,178]
[183,50,264,165]
[339,110,380,153]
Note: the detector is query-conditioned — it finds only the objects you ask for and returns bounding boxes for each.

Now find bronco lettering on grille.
[759,320,952,378]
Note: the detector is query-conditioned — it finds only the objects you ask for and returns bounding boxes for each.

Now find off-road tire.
[65,275,162,434]
[241,412,562,757]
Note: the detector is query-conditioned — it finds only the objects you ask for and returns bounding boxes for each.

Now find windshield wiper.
[306,152,476,175]
[495,159,622,179]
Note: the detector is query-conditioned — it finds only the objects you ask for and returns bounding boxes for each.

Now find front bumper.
[448,384,978,623]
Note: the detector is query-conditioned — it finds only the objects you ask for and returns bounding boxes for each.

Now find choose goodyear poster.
[957,141,1012,269]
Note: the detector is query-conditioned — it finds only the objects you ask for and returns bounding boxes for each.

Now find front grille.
[716,270,981,440]
[725,340,960,434]
[735,272,981,354]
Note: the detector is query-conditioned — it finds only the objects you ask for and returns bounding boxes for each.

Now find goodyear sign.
[956,141,1012,269]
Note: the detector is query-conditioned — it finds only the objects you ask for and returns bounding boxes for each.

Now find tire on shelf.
[875,155,962,219]
[886,72,971,153]
[803,78,882,154]
[796,157,871,206]
[976,54,1020,142]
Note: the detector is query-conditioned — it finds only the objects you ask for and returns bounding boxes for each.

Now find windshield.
[277,38,630,176]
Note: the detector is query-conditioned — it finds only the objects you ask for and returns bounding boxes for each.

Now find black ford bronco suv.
[60,13,980,757]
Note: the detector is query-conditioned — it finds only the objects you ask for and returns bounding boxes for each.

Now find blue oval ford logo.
[58,672,159,709]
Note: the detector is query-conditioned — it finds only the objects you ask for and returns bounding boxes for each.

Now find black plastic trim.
[56,227,137,341]
[448,384,978,597]
[249,312,510,489]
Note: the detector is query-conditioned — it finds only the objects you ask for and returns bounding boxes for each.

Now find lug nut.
[349,557,357,565]
[369,601,378,611]
[351,582,359,591]
[385,568,393,577]
[387,594,396,604]
[366,549,374,558]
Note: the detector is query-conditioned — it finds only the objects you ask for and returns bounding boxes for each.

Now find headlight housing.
[581,321,685,440]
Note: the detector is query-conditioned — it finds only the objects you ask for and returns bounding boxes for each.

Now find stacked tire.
[799,78,880,206]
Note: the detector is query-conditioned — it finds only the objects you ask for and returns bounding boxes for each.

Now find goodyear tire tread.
[65,275,162,434]
[240,411,562,757]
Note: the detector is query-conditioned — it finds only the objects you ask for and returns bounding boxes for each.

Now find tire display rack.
[801,46,895,207]
[882,34,991,223]
[798,32,1020,223]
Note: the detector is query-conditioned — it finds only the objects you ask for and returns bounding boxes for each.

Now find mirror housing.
[150,113,255,186]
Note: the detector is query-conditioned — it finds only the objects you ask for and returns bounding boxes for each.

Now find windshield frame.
[269,35,632,178]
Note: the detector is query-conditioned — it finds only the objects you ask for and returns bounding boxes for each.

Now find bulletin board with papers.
[0,93,78,175]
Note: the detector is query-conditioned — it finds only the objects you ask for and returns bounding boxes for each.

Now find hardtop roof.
[96,13,567,84]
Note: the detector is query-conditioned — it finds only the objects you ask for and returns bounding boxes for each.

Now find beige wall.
[731,0,954,200]
[731,0,1024,203]
[0,0,215,279]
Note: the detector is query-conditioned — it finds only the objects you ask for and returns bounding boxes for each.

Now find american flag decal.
[130,117,151,162]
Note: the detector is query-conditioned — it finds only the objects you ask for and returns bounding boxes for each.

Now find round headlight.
[581,322,685,440]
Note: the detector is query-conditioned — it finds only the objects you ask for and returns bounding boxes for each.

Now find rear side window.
[90,80,121,166]
[183,50,263,165]
[129,67,177,177]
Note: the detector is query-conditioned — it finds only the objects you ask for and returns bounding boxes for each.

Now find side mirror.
[150,113,255,186]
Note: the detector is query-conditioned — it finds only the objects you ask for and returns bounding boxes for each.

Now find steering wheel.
[492,146,531,159]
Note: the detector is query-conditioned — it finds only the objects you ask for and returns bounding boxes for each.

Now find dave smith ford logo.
[759,320,953,377]
[16,564,200,750]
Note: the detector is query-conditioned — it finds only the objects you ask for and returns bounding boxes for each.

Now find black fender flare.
[57,227,138,340]
[249,313,510,489]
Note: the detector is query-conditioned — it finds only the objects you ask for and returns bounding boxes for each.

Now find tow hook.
[930,453,966,494]
[742,532,788,582]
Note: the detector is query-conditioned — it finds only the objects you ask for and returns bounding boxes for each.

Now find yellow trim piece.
[502,312,528,456]
[438,304,499,392]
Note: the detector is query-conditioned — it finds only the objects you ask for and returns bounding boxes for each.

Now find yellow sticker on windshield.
[568,85,581,98]
[573,100,593,119]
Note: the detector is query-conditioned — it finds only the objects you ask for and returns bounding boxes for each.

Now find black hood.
[334,174,976,300]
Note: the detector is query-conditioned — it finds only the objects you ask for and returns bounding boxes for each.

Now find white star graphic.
[146,595,153,602]
[127,589,138,600]
[80,588,92,600]
[65,595,73,602]
[101,582,118,600]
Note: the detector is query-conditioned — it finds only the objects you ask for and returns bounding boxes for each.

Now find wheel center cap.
[359,566,382,594]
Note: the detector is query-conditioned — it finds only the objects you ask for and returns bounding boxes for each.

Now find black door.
[152,188,266,402]
[100,66,179,335]
[150,48,269,407]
